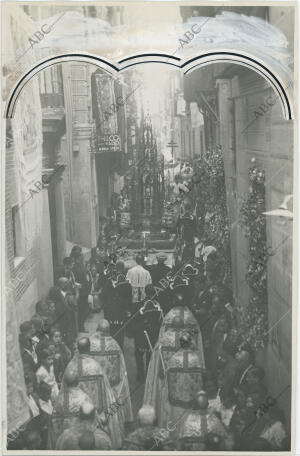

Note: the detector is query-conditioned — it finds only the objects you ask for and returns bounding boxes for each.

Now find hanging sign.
[96,134,121,153]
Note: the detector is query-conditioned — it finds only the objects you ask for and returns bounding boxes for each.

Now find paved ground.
[81,311,145,420]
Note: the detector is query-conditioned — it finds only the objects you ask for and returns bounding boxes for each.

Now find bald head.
[63,369,79,387]
[138,405,156,425]
[58,277,70,291]
[77,337,90,354]
[97,319,110,336]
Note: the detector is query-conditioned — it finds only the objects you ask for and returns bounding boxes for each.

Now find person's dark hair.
[70,245,82,259]
[63,257,73,266]
[78,431,95,450]
[145,284,155,297]
[37,380,51,397]
[77,337,90,354]
[35,300,46,314]
[24,371,37,389]
[91,247,100,259]
[19,321,32,334]
[50,326,61,337]
[220,387,236,405]
[40,348,52,362]
[136,254,144,265]
[248,366,265,381]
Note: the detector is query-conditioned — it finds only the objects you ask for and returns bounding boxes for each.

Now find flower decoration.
[237,159,269,350]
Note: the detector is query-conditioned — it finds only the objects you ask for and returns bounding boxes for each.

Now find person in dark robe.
[48,277,77,350]
[176,201,197,262]
[35,381,53,449]
[148,253,171,285]
[133,284,163,382]
[209,310,231,376]
[72,250,91,332]
[103,266,131,349]
[54,257,78,297]
[147,253,173,314]
[32,300,50,326]
[217,341,240,396]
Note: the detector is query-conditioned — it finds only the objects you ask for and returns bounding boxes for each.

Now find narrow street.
[4,4,294,452]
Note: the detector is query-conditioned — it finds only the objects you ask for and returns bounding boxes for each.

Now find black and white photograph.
[2,2,297,453]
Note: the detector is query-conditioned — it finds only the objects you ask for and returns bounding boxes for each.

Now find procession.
[10,169,289,451]
[4,4,294,452]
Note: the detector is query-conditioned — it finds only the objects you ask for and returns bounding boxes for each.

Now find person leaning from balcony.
[71,248,91,332]
[48,277,77,350]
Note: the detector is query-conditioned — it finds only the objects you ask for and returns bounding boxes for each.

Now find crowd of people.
[10,217,289,451]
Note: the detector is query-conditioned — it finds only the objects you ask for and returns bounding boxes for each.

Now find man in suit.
[72,250,92,331]
[48,277,77,350]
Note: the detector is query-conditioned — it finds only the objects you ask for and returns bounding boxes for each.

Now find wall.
[4,5,54,433]
[61,62,98,249]
[217,65,293,426]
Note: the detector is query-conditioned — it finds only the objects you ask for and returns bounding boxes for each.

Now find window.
[11,205,24,265]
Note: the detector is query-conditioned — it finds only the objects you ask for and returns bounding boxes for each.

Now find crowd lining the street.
[9,199,290,451]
